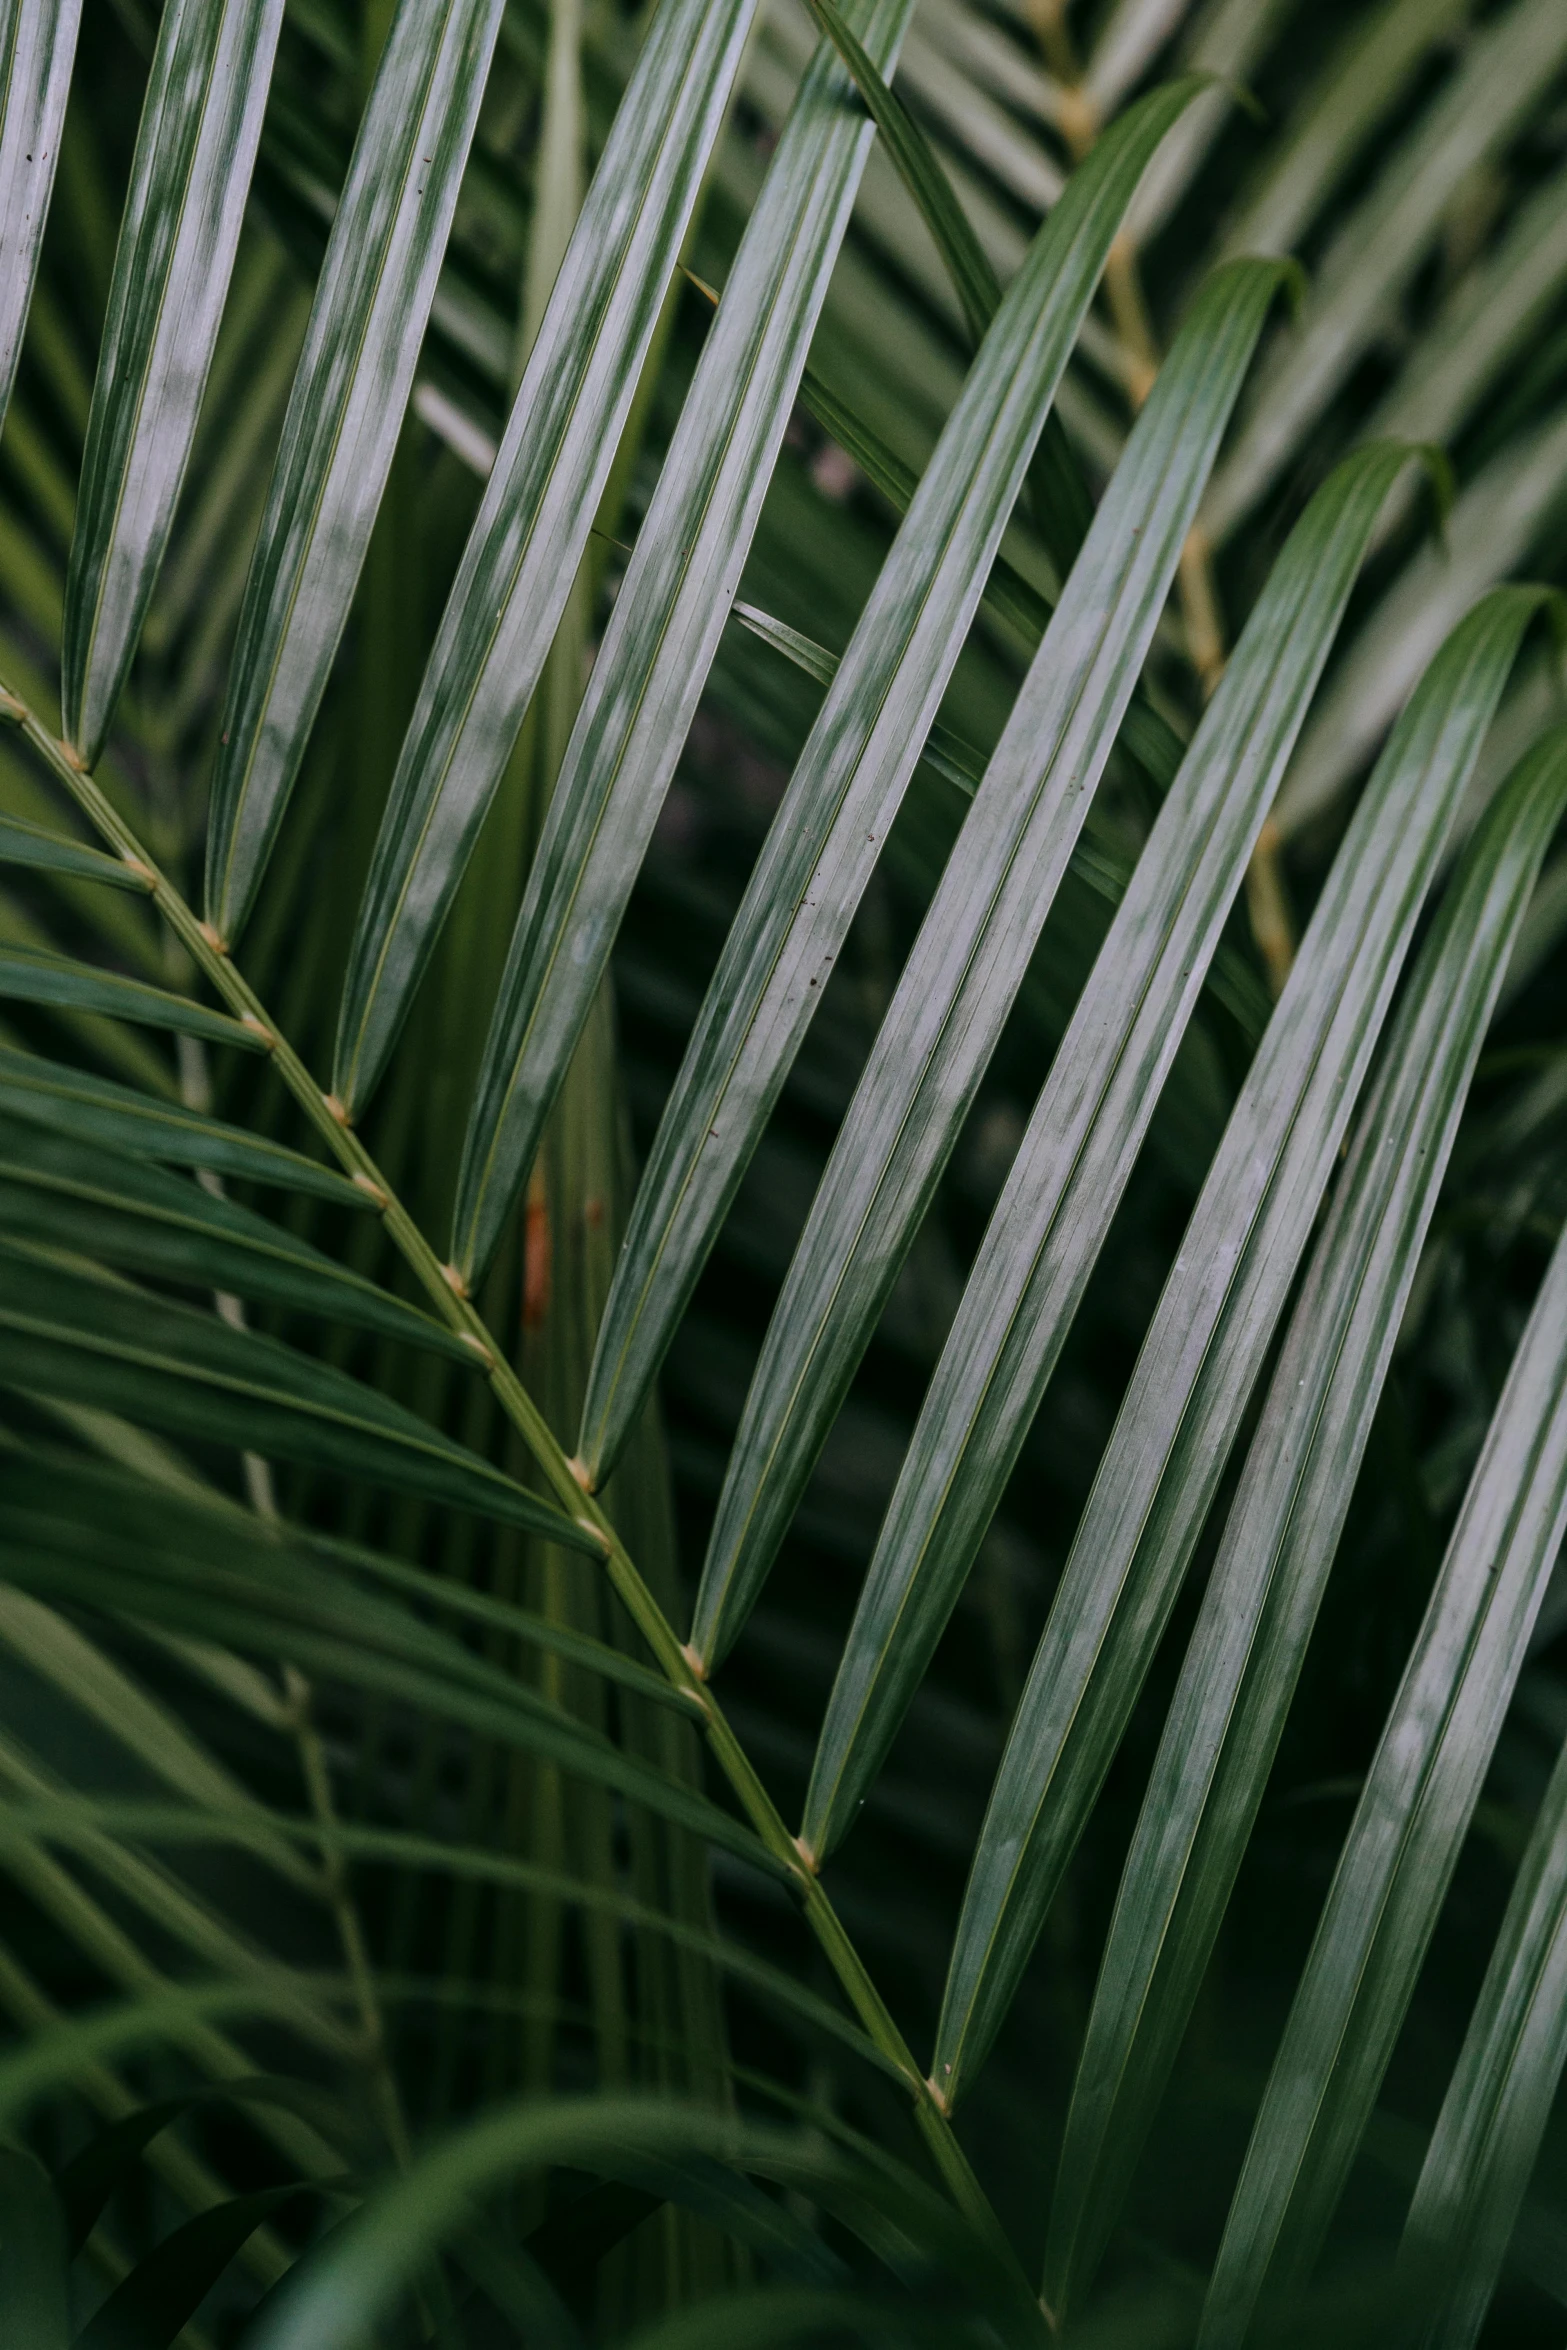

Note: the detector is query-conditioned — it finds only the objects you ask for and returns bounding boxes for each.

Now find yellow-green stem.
[1,685,1041,2324]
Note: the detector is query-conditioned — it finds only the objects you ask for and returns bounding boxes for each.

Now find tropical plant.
[2,0,1567,2341]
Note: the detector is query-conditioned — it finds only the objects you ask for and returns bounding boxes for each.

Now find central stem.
[3,687,1042,2324]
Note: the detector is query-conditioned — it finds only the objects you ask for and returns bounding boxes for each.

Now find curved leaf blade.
[1200,1202,1567,2345]
[575,77,1207,1484]
[450,0,922,1282]
[61,0,287,764]
[0,1123,470,1356]
[0,1045,366,1203]
[799,441,1421,1864]
[1399,1725,1567,2350]
[204,0,507,942]
[930,585,1548,2107]
[0,1491,758,1868]
[696,256,1289,1677]
[0,947,264,1049]
[1047,725,1567,2320]
[0,0,81,431]
[0,1242,592,1549]
[0,811,150,888]
[332,0,763,1115]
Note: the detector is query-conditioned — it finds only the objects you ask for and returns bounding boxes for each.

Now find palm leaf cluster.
[2,0,1567,2341]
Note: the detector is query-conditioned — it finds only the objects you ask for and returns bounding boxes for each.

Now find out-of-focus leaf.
[1205,0,1567,547]
[332,0,763,1114]
[1200,1223,1567,2346]
[0,2142,67,2350]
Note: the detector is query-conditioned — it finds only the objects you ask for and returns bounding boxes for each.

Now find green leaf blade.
[0,947,264,1049]
[0,0,81,434]
[1048,723,1567,2322]
[60,0,287,765]
[694,254,1290,1678]
[0,1045,366,1203]
[798,439,1420,1865]
[450,0,922,1284]
[331,0,764,1116]
[0,1243,592,1549]
[930,585,1547,2108]
[204,0,507,943]
[574,77,1207,1487]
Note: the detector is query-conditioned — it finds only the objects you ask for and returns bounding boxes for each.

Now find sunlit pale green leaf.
[574,79,1205,1486]
[60,0,286,765]
[1048,725,1567,2321]
[931,587,1547,2107]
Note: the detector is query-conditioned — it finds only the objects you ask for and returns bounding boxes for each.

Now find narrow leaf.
[0,947,264,1049]
[1399,1726,1567,2350]
[798,443,1422,1862]
[76,2183,327,2350]
[1200,1202,1567,2344]
[204,0,507,942]
[332,0,764,1114]
[930,586,1547,2107]
[696,257,1289,1676]
[574,79,1206,1483]
[61,0,287,764]
[0,1508,755,1867]
[0,1242,593,1548]
[0,811,150,888]
[0,1123,470,1356]
[1048,725,1567,2319]
[0,2144,67,2350]
[449,0,924,1281]
[0,0,81,431]
[0,1044,366,1203]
